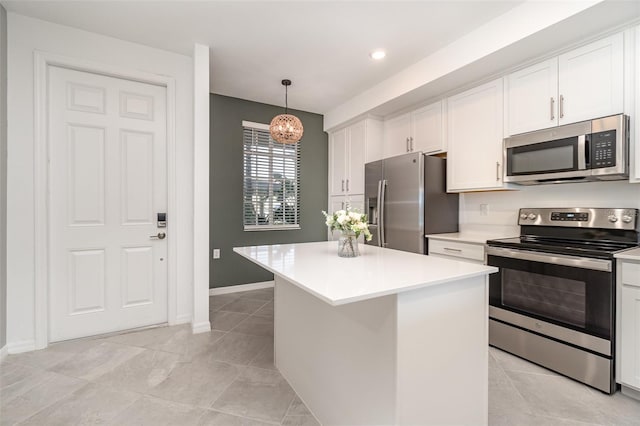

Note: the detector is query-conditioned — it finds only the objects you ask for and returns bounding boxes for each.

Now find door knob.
[150,232,166,240]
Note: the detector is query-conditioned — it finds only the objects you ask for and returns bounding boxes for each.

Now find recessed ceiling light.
[370,50,386,60]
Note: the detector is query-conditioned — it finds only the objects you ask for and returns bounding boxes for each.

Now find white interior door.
[48,66,168,342]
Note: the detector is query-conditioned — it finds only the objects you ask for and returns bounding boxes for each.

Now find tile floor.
[1,287,639,425]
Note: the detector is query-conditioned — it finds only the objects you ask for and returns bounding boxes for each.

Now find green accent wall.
[210,94,328,288]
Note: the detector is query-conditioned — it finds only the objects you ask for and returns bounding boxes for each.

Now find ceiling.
[2,1,525,114]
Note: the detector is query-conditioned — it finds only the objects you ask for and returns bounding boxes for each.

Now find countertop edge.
[614,247,640,261]
[233,245,498,306]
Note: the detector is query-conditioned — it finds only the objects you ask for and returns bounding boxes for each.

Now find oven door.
[486,246,613,356]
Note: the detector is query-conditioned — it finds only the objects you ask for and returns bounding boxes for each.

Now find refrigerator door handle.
[379,179,387,247]
[376,180,382,246]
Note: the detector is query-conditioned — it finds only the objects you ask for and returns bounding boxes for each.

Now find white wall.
[460,181,640,235]
[0,5,7,352]
[6,13,194,349]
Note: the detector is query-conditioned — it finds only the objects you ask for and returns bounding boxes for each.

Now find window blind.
[243,122,300,230]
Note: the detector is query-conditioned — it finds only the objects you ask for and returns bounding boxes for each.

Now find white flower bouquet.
[322,208,373,241]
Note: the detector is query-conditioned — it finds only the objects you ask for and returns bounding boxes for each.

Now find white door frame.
[33,51,178,349]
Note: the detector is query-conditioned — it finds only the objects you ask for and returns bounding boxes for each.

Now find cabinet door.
[411,101,446,154]
[347,121,366,195]
[329,129,347,196]
[327,196,347,240]
[558,33,624,125]
[620,261,640,389]
[383,113,411,158]
[506,58,558,136]
[447,78,505,192]
[633,26,640,183]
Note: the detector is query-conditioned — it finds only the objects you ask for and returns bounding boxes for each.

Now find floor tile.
[585,388,640,426]
[0,372,86,426]
[108,396,205,426]
[231,315,274,337]
[148,357,241,408]
[5,347,76,370]
[20,382,140,426]
[505,369,608,424]
[286,396,312,416]
[210,294,241,311]
[197,409,275,426]
[103,324,190,348]
[210,310,250,332]
[239,288,274,301]
[95,348,181,393]
[281,415,321,426]
[145,327,227,362]
[212,366,295,423]
[249,341,276,370]
[253,301,274,319]
[219,298,269,315]
[203,332,271,365]
[49,341,145,381]
[0,362,41,391]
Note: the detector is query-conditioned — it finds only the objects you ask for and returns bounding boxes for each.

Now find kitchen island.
[234,241,497,425]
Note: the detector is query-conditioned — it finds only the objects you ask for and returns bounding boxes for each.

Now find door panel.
[330,129,347,195]
[49,66,168,342]
[382,153,424,254]
[348,120,365,194]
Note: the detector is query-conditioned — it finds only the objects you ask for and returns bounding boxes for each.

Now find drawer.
[621,261,640,288]
[428,239,485,262]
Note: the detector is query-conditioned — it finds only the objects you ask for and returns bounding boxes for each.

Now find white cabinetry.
[428,239,485,264]
[383,101,446,158]
[618,258,640,395]
[505,33,624,136]
[633,26,640,183]
[505,58,558,135]
[447,78,505,192]
[329,118,382,196]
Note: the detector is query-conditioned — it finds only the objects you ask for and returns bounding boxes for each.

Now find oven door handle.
[486,246,611,272]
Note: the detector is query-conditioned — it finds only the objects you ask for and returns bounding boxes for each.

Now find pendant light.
[270,79,304,144]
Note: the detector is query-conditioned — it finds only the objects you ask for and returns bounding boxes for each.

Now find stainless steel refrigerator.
[365,153,459,254]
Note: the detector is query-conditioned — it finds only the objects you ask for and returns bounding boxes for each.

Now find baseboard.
[191,321,211,334]
[0,344,8,363]
[7,339,36,354]
[174,313,192,325]
[621,384,640,401]
[209,280,274,296]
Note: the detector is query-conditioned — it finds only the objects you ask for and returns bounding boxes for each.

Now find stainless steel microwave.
[504,114,629,185]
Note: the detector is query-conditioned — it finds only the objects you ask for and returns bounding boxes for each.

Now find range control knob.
[608,215,619,223]
[528,213,537,220]
[520,213,528,220]
[622,215,633,224]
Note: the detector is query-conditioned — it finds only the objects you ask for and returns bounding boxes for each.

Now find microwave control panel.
[591,130,616,168]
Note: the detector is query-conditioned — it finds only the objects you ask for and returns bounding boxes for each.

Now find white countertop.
[233,241,497,306]
[615,247,640,261]
[425,231,518,245]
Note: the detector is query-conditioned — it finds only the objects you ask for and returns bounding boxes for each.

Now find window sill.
[244,225,301,232]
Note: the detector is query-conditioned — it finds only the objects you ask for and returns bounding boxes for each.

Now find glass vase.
[338,232,359,258]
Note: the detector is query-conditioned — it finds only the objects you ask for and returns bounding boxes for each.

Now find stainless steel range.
[486,208,640,394]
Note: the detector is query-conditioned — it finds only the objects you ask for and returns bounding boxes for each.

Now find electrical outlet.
[213,249,220,259]
[480,204,489,216]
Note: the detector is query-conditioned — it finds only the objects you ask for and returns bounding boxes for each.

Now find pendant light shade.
[270,79,304,144]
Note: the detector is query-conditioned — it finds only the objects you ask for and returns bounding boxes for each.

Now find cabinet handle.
[559,94,564,119]
[496,162,500,182]
[341,179,345,192]
[410,137,414,151]
[406,137,410,152]
[341,201,345,209]
[550,97,555,120]
[346,179,350,192]
[444,247,462,253]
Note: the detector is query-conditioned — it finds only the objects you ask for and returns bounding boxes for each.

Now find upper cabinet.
[505,33,624,136]
[383,101,446,158]
[505,58,558,135]
[447,78,505,192]
[329,118,382,196]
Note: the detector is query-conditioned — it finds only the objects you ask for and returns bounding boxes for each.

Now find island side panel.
[274,276,398,425]
[395,275,489,426]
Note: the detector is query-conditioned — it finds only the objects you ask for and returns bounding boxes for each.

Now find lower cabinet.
[618,258,640,394]
[427,238,485,264]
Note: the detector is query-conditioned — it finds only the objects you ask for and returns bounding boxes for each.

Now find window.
[242,121,300,230]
